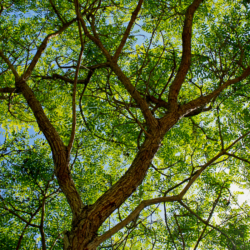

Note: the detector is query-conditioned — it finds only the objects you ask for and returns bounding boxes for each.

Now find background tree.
[1,0,250,249]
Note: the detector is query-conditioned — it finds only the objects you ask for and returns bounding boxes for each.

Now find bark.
[168,0,203,110]
[15,78,84,221]
[2,0,249,248]
[63,111,180,250]
[63,115,250,249]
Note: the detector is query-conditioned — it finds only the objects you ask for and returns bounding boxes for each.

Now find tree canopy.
[1,0,250,249]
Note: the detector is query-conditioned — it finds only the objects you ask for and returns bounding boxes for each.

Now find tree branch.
[193,185,224,250]
[168,0,203,110]
[0,87,20,93]
[113,0,144,61]
[49,0,66,24]
[0,50,20,80]
[15,206,41,250]
[180,66,250,117]
[10,18,85,221]
[179,130,250,198]
[36,62,109,84]
[75,0,157,129]
[225,152,250,165]
[87,195,180,248]
[67,16,84,153]
[48,233,62,250]
[164,202,177,250]
[39,197,46,250]
[174,213,185,249]
[179,201,236,250]
[0,196,39,228]
[22,18,76,80]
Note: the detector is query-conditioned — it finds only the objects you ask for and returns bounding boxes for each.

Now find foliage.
[1,0,250,249]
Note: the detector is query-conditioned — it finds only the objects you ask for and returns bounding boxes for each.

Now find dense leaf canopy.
[1,0,250,249]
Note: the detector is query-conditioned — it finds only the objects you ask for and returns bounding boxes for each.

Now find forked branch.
[88,129,250,248]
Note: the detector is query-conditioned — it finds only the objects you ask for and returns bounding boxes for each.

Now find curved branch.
[75,0,157,129]
[0,50,20,80]
[87,195,180,248]
[180,66,250,117]
[168,0,203,109]
[23,18,76,80]
[12,18,84,221]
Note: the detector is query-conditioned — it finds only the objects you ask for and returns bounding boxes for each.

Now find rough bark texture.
[15,79,84,221]
[2,0,250,248]
[63,110,182,249]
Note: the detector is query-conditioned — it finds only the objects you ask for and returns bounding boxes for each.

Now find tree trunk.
[63,113,180,249]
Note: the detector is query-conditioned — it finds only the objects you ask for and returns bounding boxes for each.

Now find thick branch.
[11,18,84,221]
[146,95,169,109]
[87,195,180,248]
[75,0,157,128]
[86,136,248,248]
[16,76,84,220]
[0,87,20,93]
[180,66,250,117]
[168,0,202,109]
[183,105,211,117]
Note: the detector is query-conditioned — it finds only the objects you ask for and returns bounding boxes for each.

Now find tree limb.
[39,197,46,250]
[87,195,180,248]
[0,50,20,80]
[67,16,84,153]
[75,0,158,129]
[168,0,203,110]
[0,87,20,93]
[180,66,250,117]
[22,18,76,80]
[113,0,144,61]
[193,185,224,250]
[49,0,66,24]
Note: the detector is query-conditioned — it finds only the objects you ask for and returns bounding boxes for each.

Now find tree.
[0,0,250,249]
